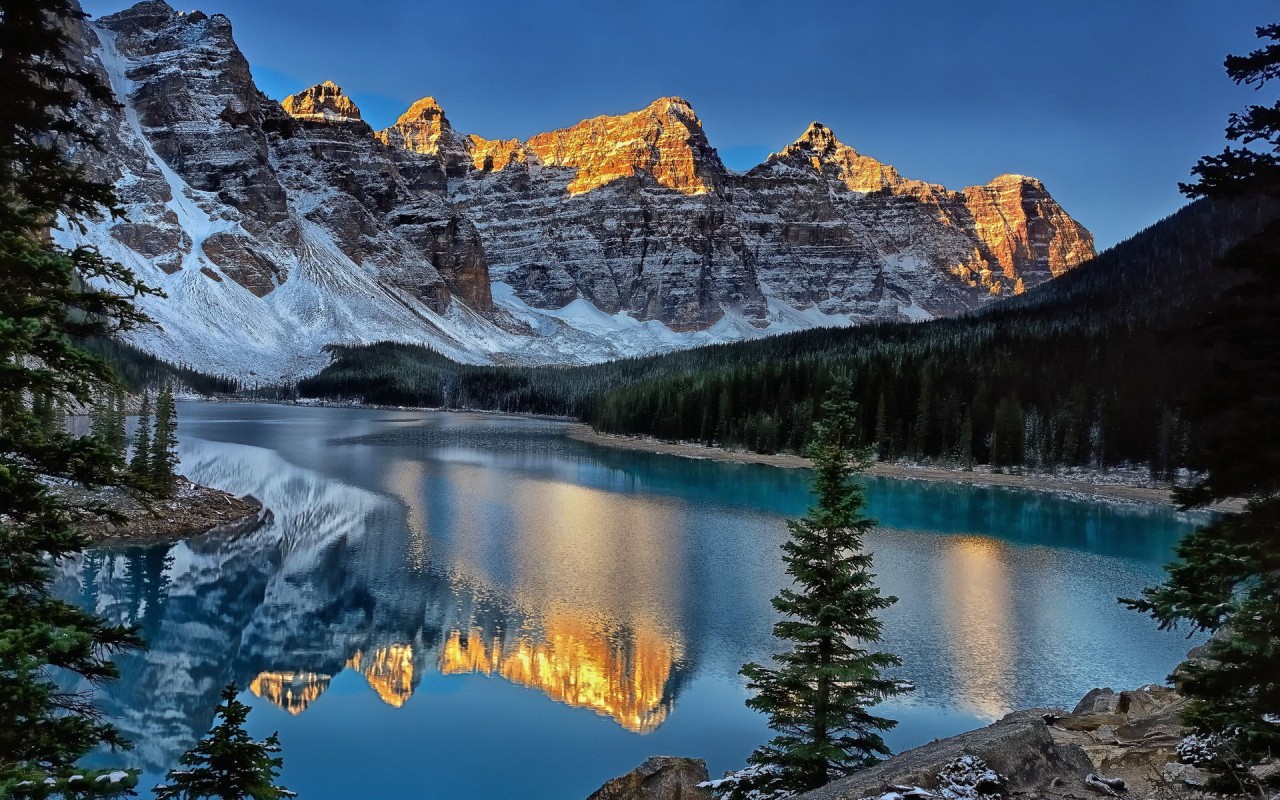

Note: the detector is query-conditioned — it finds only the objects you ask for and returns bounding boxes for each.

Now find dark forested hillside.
[86,337,239,396]
[296,197,1275,473]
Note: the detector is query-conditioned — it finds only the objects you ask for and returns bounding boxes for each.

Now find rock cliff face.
[525,97,726,195]
[59,0,1095,377]
[280,79,362,123]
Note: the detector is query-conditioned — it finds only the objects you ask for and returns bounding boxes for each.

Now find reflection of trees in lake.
[59,437,691,773]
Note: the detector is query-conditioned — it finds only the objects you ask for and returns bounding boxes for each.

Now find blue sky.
[85,0,1274,249]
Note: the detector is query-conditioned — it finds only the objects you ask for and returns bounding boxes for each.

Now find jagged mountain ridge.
[57,0,1094,378]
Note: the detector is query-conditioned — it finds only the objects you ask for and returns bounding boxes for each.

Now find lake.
[62,402,1204,799]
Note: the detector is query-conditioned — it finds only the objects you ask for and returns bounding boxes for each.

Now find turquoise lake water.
[63,402,1205,799]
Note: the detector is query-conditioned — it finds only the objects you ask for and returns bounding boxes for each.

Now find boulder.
[1071,688,1120,716]
[791,682,1193,800]
[796,709,1094,799]
[587,756,713,800]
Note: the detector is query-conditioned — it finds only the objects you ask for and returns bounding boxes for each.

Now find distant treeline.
[83,336,238,396]
[272,197,1278,474]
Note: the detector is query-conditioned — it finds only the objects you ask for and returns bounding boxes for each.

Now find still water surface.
[64,403,1204,799]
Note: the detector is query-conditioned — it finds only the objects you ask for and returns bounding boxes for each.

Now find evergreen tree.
[130,392,153,487]
[992,394,1023,469]
[154,684,295,800]
[873,391,889,461]
[108,388,128,458]
[90,388,127,460]
[0,0,160,795]
[958,408,974,470]
[1124,21,1280,796]
[32,391,64,438]
[737,379,910,797]
[150,384,179,496]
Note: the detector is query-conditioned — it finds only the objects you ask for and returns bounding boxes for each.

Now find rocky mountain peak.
[525,96,726,195]
[759,122,924,195]
[375,95,468,163]
[100,0,179,29]
[792,120,841,153]
[962,174,1095,280]
[986,173,1044,191]
[647,95,695,115]
[99,0,236,59]
[374,95,481,183]
[397,96,447,126]
[281,80,363,124]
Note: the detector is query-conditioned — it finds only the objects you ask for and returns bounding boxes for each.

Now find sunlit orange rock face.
[439,616,677,733]
[465,134,534,174]
[375,96,537,178]
[249,671,332,715]
[280,80,362,124]
[374,96,471,176]
[347,645,416,708]
[761,122,1095,296]
[962,174,1095,283]
[772,122,933,195]
[525,97,725,195]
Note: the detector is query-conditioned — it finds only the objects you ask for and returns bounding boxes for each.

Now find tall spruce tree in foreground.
[1123,21,1280,797]
[735,379,910,797]
[0,0,162,796]
[154,684,295,800]
[150,384,179,495]
[129,391,154,484]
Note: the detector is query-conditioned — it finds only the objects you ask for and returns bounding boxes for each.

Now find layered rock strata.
[60,0,1095,376]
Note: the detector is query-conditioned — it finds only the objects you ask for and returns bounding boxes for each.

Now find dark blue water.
[62,403,1204,799]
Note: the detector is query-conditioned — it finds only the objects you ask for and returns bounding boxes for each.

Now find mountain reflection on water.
[61,404,1205,800]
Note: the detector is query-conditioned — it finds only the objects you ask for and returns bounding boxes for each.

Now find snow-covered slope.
[59,1,1094,380]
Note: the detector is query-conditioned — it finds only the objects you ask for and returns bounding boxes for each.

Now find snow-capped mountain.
[58,1,1094,380]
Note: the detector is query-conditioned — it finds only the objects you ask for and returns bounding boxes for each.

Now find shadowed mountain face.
[60,0,1093,376]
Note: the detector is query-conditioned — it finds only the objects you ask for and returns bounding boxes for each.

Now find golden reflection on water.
[256,462,687,731]
[439,613,677,733]
[347,645,416,708]
[249,671,332,715]
[385,458,430,571]
[505,477,681,621]
[500,476,685,731]
[941,536,1014,719]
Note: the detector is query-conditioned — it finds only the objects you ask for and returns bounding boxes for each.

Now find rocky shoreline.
[591,682,1214,800]
[797,683,1202,800]
[67,479,264,543]
[568,425,1243,512]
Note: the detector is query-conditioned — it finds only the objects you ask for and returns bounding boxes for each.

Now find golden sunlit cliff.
[524,97,725,195]
[281,80,362,124]
[757,122,1095,295]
